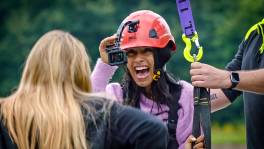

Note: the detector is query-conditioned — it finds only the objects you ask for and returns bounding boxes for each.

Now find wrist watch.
[229,72,240,89]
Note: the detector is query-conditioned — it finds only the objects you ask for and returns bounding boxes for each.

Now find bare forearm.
[190,62,264,93]
[210,89,231,112]
[209,69,264,112]
[235,69,264,93]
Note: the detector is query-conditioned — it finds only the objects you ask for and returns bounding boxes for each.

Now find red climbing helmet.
[120,10,176,51]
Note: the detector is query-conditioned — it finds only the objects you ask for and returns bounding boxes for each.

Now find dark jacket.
[0,97,168,149]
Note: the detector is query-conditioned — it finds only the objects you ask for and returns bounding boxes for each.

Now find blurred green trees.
[0,0,263,124]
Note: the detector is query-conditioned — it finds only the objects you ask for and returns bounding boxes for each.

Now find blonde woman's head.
[21,30,92,94]
[1,30,93,149]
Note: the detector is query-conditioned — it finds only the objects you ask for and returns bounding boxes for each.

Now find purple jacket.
[91,59,194,149]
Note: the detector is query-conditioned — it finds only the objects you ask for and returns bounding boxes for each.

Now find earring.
[153,70,161,81]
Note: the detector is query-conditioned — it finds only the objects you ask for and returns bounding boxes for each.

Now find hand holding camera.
[99,35,116,64]
[99,20,139,66]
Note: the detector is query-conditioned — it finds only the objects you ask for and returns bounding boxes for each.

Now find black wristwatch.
[229,72,240,89]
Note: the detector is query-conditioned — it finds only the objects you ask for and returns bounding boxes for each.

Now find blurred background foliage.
[0,0,263,143]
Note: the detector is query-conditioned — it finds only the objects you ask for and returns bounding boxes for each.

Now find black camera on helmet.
[106,20,139,66]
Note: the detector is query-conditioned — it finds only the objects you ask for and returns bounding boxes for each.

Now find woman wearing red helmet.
[92,10,204,149]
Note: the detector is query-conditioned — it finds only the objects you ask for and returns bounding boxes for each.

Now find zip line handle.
[182,32,203,62]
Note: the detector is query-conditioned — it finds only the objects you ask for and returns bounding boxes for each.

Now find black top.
[222,25,264,149]
[0,97,168,149]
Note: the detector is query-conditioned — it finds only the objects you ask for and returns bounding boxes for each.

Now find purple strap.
[176,1,211,149]
[176,0,196,38]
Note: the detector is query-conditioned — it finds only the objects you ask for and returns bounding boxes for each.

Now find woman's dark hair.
[121,43,182,108]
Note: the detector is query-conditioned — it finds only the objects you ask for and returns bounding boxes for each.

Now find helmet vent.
[149,29,158,38]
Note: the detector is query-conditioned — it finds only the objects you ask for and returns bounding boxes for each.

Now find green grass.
[212,123,246,144]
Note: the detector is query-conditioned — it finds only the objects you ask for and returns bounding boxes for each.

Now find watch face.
[232,72,240,82]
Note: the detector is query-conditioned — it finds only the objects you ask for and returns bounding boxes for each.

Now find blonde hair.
[0,30,93,149]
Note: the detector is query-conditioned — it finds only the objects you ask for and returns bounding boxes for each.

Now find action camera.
[106,20,139,66]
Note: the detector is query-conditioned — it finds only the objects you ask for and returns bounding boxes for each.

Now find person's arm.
[210,89,231,112]
[91,35,118,92]
[176,81,195,148]
[109,103,168,149]
[91,59,118,92]
[190,62,264,94]
[235,69,264,93]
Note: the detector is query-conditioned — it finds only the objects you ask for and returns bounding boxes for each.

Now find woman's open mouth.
[135,66,150,79]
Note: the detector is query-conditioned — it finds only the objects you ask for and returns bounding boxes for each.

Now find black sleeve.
[108,103,168,149]
[225,40,245,71]
[221,40,244,102]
